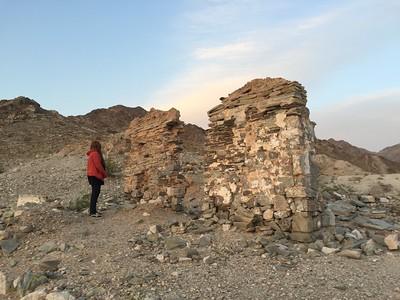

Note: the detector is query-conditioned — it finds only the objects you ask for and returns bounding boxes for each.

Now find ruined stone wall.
[204,78,320,241]
[123,108,205,213]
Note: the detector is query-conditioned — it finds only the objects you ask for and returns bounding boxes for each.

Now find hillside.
[0,96,146,169]
[379,143,400,163]
[315,138,400,175]
[68,104,146,134]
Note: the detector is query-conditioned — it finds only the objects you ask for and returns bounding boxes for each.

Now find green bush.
[105,157,121,177]
[69,193,90,211]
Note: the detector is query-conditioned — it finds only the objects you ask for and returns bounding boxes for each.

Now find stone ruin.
[204,78,320,242]
[122,77,321,242]
[123,108,206,212]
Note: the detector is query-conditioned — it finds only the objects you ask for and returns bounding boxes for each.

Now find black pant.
[88,176,103,214]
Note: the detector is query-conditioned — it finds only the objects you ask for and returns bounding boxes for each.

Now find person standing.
[86,141,107,217]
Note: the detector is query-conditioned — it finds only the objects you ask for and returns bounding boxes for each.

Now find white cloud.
[149,0,400,151]
[313,89,400,151]
[194,41,254,60]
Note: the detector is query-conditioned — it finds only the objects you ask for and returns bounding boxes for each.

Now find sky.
[0,0,399,151]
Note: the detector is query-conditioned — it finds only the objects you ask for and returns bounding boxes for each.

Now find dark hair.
[90,140,106,169]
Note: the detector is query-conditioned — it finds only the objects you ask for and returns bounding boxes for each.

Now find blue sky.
[1,0,399,150]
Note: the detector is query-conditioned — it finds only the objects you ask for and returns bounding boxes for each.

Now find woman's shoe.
[90,213,102,218]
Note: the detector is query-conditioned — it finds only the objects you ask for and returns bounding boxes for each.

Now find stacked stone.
[205,77,320,241]
[123,108,206,213]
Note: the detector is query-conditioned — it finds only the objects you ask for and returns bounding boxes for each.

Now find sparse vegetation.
[105,157,121,177]
[68,193,90,211]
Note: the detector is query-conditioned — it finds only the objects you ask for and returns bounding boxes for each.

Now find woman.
[86,140,107,217]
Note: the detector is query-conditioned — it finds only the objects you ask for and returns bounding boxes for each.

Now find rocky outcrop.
[122,108,205,213]
[203,78,320,241]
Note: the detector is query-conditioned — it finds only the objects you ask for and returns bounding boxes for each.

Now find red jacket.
[87,150,107,181]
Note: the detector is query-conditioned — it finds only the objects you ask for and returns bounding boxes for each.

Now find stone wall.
[123,108,205,213]
[204,78,320,241]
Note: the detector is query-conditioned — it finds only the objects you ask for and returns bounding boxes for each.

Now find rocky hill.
[0,96,146,169]
[379,143,400,163]
[68,104,146,134]
[315,139,400,175]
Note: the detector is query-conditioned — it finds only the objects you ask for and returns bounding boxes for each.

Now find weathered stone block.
[292,212,317,233]
[272,195,289,211]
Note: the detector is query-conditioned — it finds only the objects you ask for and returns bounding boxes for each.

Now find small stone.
[20,225,35,234]
[21,291,47,300]
[0,239,19,255]
[309,240,324,251]
[333,192,345,200]
[353,216,395,231]
[362,239,377,256]
[337,249,362,259]
[148,197,163,205]
[203,256,215,265]
[198,235,212,248]
[14,210,24,217]
[321,247,339,255]
[59,243,69,252]
[321,208,335,227]
[345,229,363,240]
[222,224,231,232]
[39,241,58,253]
[39,259,61,272]
[384,233,399,250]
[335,234,345,242]
[17,195,45,207]
[165,237,187,250]
[0,272,9,295]
[262,209,274,221]
[9,259,17,267]
[149,225,162,234]
[0,230,10,241]
[307,248,320,257]
[184,247,199,258]
[360,195,375,203]
[46,291,76,300]
[156,254,165,262]
[146,232,160,243]
[178,257,192,262]
[327,201,356,216]
[379,197,390,204]
[143,212,150,217]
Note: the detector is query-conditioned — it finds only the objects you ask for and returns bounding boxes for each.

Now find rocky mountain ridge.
[1,96,399,177]
[0,96,146,169]
[315,139,400,175]
[379,143,400,163]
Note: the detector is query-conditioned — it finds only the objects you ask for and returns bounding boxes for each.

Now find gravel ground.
[1,205,400,300]
[0,153,124,209]
[1,156,400,300]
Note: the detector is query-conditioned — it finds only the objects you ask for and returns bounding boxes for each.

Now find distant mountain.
[378,143,400,163]
[0,96,146,167]
[315,138,400,175]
